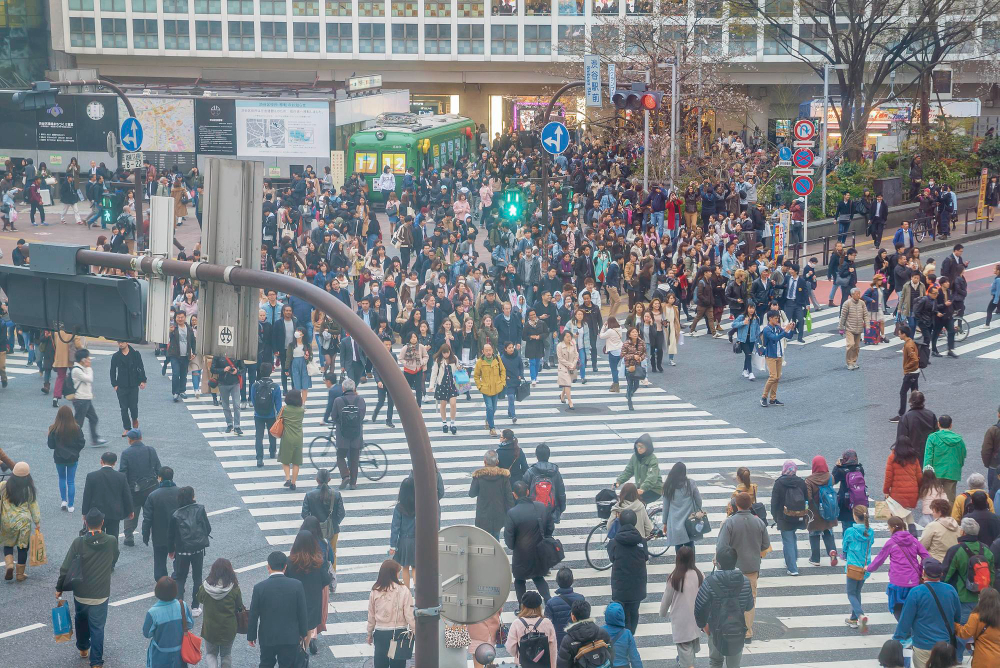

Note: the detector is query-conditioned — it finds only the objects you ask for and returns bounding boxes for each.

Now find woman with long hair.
[400,331,428,406]
[196,558,245,668]
[660,545,704,668]
[730,302,761,380]
[641,310,664,375]
[286,530,334,654]
[556,330,578,410]
[567,308,591,383]
[455,316,478,399]
[0,463,40,582]
[662,462,703,555]
[389,477,417,587]
[289,329,313,403]
[843,505,875,632]
[662,292,682,366]
[504,591,557,668]
[956,585,1000,667]
[367,560,415,668]
[611,482,653,539]
[866,515,931,620]
[47,404,85,511]
[427,344,460,434]
[301,468,345,568]
[523,308,547,386]
[277,389,305,490]
[621,326,646,411]
[916,465,949,527]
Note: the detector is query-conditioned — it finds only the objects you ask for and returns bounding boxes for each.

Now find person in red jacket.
[884,436,923,534]
[27,176,46,226]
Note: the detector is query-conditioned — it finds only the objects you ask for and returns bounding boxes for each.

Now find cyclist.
[614,433,662,505]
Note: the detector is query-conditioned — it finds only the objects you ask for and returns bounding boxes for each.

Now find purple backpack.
[846,471,868,509]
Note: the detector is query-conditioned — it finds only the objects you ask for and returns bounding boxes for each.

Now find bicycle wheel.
[585,522,612,571]
[308,434,335,471]
[915,225,926,242]
[644,503,671,557]
[359,442,388,481]
[953,318,970,342]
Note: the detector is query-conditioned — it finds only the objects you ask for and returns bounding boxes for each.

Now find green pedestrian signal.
[502,188,524,221]
[101,193,123,225]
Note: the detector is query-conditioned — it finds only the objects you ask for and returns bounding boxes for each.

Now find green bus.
[347,113,478,203]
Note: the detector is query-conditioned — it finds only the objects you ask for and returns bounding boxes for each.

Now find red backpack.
[532,475,556,509]
[962,544,992,594]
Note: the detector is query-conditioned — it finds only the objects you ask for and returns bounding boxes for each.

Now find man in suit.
[118,429,160,547]
[750,268,772,313]
[81,451,133,540]
[271,305,299,392]
[141,466,182,582]
[783,265,810,343]
[248,551,309,668]
[339,334,365,384]
[419,294,446,339]
[940,243,968,286]
[869,193,890,250]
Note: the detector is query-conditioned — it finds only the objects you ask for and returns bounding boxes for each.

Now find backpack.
[573,637,613,668]
[845,470,868,509]
[63,365,79,400]
[606,516,620,541]
[516,618,550,668]
[706,579,747,655]
[252,378,275,415]
[173,504,210,551]
[818,478,839,521]
[917,342,931,369]
[962,544,992,595]
[958,492,975,517]
[338,397,362,439]
[782,482,808,524]
[531,472,556,509]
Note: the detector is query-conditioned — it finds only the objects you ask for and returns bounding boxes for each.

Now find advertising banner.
[235,99,330,158]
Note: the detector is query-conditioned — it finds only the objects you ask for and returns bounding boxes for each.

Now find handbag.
[515,380,531,402]
[626,364,646,380]
[179,601,203,664]
[235,602,249,635]
[846,535,871,581]
[495,621,510,647]
[387,627,414,661]
[306,360,321,376]
[269,408,285,438]
[28,528,46,567]
[444,623,471,649]
[684,510,711,539]
[732,339,742,354]
[453,368,470,385]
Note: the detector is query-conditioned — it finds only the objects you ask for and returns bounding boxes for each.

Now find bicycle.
[584,495,670,571]
[308,431,387,482]
[912,217,930,243]
[952,315,971,342]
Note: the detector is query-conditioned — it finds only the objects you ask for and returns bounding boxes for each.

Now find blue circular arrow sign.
[541,121,569,155]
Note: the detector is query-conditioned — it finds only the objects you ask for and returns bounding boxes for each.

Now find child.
[916,466,948,527]
[843,505,875,633]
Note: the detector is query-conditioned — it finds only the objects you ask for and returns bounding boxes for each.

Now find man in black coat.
[166,310,195,402]
[338,334,365,384]
[81,451,133,541]
[118,429,161,546]
[110,340,147,436]
[607,509,648,634]
[897,391,938,467]
[142,466,183,582]
[271,305,299,392]
[869,193,890,250]
[248,551,309,668]
[504,480,554,604]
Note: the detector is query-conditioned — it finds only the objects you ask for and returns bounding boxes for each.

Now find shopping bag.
[52,599,73,642]
[864,320,880,346]
[873,500,892,521]
[753,352,767,372]
[28,528,47,567]
[804,309,813,333]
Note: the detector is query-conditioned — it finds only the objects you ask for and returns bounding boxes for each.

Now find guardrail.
[787,230,857,265]
[964,207,991,235]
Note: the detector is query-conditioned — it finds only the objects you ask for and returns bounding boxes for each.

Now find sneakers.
[889,415,901,423]
[770,398,784,406]
[669,360,676,366]
[760,396,768,408]
[225,424,233,433]
[747,373,755,381]
[173,394,180,403]
[387,421,396,428]
[845,618,859,629]
[233,427,243,436]
[449,425,456,435]
[808,559,821,567]
[829,550,839,567]
[67,506,74,513]
[742,369,749,378]
[787,570,799,576]
[61,501,68,511]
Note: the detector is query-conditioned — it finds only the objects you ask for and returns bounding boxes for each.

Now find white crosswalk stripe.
[0,347,113,382]
[168,355,899,666]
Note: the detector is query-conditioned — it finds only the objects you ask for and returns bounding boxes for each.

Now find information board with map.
[117,98,195,152]
[235,99,329,158]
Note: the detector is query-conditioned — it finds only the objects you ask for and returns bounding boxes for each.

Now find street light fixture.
[822,63,849,216]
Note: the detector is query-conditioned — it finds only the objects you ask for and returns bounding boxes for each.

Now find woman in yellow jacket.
[956,586,1000,668]
[473,342,506,437]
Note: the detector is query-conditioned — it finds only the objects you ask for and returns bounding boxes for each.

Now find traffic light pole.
[539,80,584,230]
[74,247,441,667]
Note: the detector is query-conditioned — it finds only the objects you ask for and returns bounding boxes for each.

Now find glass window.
[326,22,351,51]
[293,21,319,50]
[229,20,254,49]
[358,0,384,16]
[163,0,188,12]
[558,0,583,15]
[694,24,722,55]
[164,19,190,48]
[728,23,756,56]
[525,0,549,15]
[100,0,125,10]
[457,23,484,53]
[493,0,517,16]
[727,0,753,17]
[259,0,286,12]
[763,25,790,54]
[227,0,253,13]
[69,0,95,9]
[425,0,449,16]
[101,17,127,47]
[391,23,417,53]
[261,21,288,49]
[984,23,1000,53]
[425,23,451,53]
[133,18,158,47]
[194,0,220,12]
[195,19,222,48]
[557,23,583,55]
[358,22,385,52]
[457,0,483,16]
[354,152,378,174]
[391,0,417,16]
[626,0,651,14]
[694,0,720,17]
[490,24,516,54]
[592,0,616,14]
[382,153,406,174]
[592,24,617,44]
[764,0,791,17]
[69,17,96,47]
[326,0,351,15]
[292,0,319,14]
[523,24,550,54]
[797,23,827,56]
[132,0,156,11]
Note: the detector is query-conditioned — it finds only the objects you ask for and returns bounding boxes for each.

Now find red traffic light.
[641,94,657,110]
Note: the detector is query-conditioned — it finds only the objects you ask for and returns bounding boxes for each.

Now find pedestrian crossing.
[0,347,113,382]
[170,354,899,667]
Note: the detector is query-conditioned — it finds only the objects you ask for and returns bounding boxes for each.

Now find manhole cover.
[749,619,787,642]
[568,405,602,415]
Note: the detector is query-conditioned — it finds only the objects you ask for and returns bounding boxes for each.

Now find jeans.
[72,398,100,441]
[255,417,277,461]
[172,551,205,609]
[74,599,108,667]
[373,386,394,423]
[707,632,742,668]
[608,352,620,384]
[514,576,551,605]
[204,639,233,668]
[809,529,837,563]
[846,577,864,620]
[741,342,754,373]
[651,210,665,238]
[529,358,541,381]
[483,394,498,429]
[837,220,850,244]
[191,370,201,393]
[170,356,190,396]
[780,529,799,573]
[219,382,241,428]
[506,388,516,419]
[578,347,588,380]
[56,461,78,506]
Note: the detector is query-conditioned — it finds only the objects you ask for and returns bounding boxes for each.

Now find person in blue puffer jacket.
[601,601,643,667]
[544,567,586,647]
[986,264,1000,328]
[730,303,762,381]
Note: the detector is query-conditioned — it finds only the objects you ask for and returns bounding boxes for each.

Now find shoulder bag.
[179,601,203,664]
[923,583,958,649]
[684,484,711,539]
[269,408,285,438]
[846,530,871,581]
[235,598,249,635]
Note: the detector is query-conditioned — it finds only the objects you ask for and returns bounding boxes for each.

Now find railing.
[956,176,980,192]
[964,207,991,234]
[787,230,856,265]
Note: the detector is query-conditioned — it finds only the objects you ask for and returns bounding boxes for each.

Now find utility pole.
[821,64,848,217]
[539,80,585,228]
[644,70,650,192]
[671,53,679,185]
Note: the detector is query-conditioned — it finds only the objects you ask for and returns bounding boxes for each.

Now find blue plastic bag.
[53,599,72,642]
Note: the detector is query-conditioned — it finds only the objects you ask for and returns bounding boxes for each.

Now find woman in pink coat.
[505,591,557,668]
[865,515,931,620]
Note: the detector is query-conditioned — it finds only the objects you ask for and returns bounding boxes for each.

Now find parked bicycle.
[308,431,387,481]
[585,491,670,571]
